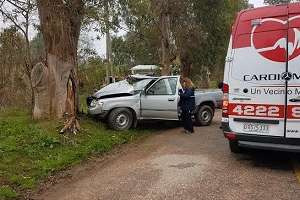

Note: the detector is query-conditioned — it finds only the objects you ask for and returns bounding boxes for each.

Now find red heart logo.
[252,17,300,63]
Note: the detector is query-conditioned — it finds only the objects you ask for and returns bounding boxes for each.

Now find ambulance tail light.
[222,83,229,118]
[224,132,237,141]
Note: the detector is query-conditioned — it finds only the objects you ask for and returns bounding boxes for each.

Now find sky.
[249,0,264,7]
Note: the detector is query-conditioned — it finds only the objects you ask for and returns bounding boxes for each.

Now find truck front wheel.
[108,108,133,131]
[195,105,214,126]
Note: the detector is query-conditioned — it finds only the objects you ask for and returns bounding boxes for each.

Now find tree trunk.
[180,50,192,78]
[24,36,35,117]
[160,11,172,75]
[104,0,112,84]
[33,0,83,122]
[201,66,210,89]
[152,0,172,76]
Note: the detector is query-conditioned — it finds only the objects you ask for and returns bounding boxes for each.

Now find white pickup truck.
[87,75,222,130]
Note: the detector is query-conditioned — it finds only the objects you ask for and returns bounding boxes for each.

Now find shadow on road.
[136,115,220,131]
[236,150,298,171]
[136,120,181,131]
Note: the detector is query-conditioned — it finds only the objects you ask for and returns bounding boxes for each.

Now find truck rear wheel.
[108,108,133,131]
[195,105,213,126]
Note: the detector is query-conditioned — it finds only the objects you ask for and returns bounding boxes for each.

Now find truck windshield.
[132,79,154,91]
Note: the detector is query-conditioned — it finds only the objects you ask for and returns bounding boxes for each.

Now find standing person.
[179,77,196,134]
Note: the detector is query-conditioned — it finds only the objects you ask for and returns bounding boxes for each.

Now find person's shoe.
[185,130,193,134]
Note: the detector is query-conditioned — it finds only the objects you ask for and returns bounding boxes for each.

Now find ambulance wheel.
[195,105,213,126]
[229,141,242,153]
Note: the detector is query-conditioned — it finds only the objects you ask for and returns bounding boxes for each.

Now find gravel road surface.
[34,111,300,200]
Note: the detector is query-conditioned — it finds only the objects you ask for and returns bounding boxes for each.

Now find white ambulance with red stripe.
[222,3,300,153]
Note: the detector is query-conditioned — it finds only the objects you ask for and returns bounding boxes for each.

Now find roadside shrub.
[0,186,17,200]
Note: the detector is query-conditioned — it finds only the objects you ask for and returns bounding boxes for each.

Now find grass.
[0,186,17,200]
[0,108,148,200]
[79,94,89,114]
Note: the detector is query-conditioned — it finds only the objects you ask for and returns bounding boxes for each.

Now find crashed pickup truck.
[87,75,222,130]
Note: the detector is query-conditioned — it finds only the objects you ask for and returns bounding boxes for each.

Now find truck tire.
[195,105,214,126]
[229,141,242,153]
[108,108,133,131]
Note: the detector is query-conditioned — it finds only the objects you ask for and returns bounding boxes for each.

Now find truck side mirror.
[147,89,155,95]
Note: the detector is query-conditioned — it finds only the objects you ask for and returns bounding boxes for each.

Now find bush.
[78,58,130,95]
[0,186,17,200]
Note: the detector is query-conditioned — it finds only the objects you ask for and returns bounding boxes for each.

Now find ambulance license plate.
[243,123,269,134]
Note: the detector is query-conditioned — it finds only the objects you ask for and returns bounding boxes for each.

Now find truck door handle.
[289,98,300,102]
[168,98,175,101]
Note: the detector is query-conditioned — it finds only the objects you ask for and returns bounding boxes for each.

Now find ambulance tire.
[229,141,242,153]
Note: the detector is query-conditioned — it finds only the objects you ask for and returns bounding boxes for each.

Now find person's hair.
[181,77,194,89]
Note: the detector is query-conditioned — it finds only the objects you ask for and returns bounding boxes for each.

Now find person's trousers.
[181,110,194,133]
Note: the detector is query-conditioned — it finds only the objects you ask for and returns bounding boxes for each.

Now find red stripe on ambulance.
[287,105,300,119]
[228,103,300,119]
[228,104,284,118]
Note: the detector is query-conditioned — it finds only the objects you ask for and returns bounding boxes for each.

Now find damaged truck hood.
[93,80,135,99]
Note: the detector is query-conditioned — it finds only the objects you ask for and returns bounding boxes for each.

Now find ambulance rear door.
[228,5,288,137]
[286,3,300,138]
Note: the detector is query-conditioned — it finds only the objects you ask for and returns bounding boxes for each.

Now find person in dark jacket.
[179,77,195,134]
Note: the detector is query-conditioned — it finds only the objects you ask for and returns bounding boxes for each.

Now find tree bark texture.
[180,49,192,78]
[33,0,83,120]
[152,0,172,76]
[160,12,172,75]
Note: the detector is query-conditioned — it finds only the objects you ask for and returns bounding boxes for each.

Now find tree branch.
[6,0,27,12]
[0,0,5,7]
[0,8,27,37]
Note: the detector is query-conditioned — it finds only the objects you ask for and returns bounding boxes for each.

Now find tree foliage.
[0,0,36,40]
[0,0,38,111]
[182,0,248,85]
[112,30,160,67]
[0,27,31,107]
[111,0,248,86]
[111,0,160,67]
[264,0,292,4]
[2,0,285,115]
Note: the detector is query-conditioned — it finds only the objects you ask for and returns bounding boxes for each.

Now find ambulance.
[222,3,300,153]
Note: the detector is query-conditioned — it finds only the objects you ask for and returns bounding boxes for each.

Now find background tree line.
[0,0,291,126]
[111,0,249,87]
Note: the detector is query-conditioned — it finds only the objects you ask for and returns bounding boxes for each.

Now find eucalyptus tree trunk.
[33,0,83,126]
[180,49,192,78]
[160,11,172,75]
[104,0,113,84]
[152,0,172,76]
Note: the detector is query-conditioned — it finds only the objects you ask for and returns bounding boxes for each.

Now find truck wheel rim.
[201,110,211,122]
[116,113,128,127]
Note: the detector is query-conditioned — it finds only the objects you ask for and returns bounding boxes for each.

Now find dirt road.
[34,111,300,200]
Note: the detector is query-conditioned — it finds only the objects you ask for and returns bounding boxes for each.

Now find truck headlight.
[97,102,104,108]
[90,100,104,108]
